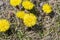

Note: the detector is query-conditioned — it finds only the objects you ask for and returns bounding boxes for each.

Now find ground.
[0,0,60,40]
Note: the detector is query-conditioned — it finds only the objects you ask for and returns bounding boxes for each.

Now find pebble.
[0,1,3,6]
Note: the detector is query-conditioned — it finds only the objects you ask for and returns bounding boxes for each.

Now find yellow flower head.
[16,11,26,19]
[0,19,10,32]
[42,3,52,14]
[23,13,37,27]
[22,1,35,10]
[10,0,22,6]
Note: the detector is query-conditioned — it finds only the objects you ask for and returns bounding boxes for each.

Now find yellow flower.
[16,11,26,19]
[23,13,37,27]
[22,1,34,10]
[0,19,10,32]
[10,0,22,6]
[42,3,52,14]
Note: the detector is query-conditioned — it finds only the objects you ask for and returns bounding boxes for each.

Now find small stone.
[0,1,3,6]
